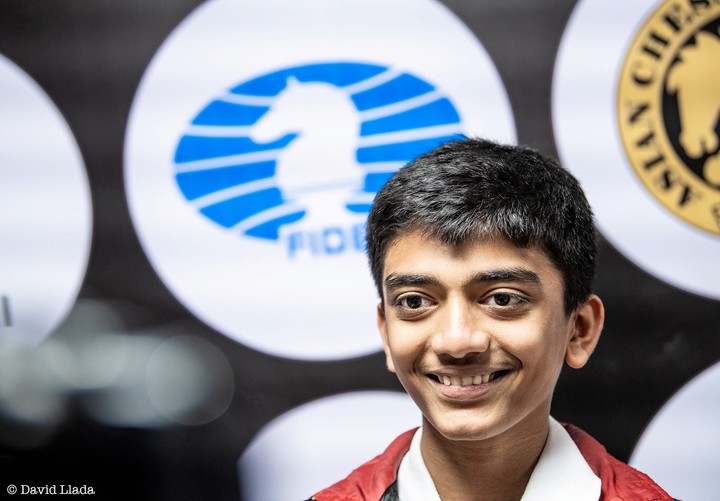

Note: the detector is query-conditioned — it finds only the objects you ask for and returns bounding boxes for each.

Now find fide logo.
[617,1,720,236]
[173,62,462,257]
[124,0,515,358]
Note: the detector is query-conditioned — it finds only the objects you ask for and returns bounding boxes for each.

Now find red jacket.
[310,424,675,501]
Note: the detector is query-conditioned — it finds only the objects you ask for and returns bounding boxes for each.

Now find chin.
[427,415,504,442]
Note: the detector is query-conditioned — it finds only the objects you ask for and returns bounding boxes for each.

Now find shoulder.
[308,428,416,501]
[562,423,676,500]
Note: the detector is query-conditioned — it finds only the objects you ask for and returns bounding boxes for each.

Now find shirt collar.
[521,417,601,501]
[397,423,441,501]
[397,417,601,501]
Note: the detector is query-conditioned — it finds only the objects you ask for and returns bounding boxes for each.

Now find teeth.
[438,374,495,386]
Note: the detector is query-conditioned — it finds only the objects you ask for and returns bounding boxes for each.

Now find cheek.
[525,326,571,389]
[386,326,425,368]
[495,317,568,363]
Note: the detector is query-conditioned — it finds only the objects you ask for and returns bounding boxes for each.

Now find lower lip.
[432,378,497,401]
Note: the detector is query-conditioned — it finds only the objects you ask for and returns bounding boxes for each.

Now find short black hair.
[366,137,597,315]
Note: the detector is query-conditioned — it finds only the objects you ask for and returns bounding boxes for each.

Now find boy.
[308,138,674,500]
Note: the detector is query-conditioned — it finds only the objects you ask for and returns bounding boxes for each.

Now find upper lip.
[427,366,509,378]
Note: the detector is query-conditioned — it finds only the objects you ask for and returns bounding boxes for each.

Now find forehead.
[382,231,562,286]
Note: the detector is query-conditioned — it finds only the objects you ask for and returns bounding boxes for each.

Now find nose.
[430,298,490,358]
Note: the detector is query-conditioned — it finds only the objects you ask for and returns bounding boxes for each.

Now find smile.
[430,371,508,387]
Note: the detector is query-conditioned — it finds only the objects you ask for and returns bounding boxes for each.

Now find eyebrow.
[384,274,442,292]
[469,267,541,285]
[384,267,541,293]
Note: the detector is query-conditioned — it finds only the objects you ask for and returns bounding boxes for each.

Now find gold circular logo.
[618,0,720,236]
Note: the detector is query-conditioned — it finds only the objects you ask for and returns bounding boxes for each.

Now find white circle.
[125,0,515,360]
[553,0,720,300]
[237,390,420,500]
[0,53,92,343]
[629,361,720,501]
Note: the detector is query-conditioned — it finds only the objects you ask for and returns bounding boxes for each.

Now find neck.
[420,416,549,501]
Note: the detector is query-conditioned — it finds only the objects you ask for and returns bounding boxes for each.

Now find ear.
[377,303,396,373]
[565,294,604,369]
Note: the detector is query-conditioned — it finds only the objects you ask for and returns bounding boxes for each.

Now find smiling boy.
[308,138,674,500]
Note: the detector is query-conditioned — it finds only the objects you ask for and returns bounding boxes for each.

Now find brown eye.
[402,295,425,309]
[493,293,511,306]
[394,294,433,310]
[484,293,528,308]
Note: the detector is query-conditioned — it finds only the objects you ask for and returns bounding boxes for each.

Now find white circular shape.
[629,361,720,501]
[125,0,515,359]
[553,0,720,299]
[238,390,420,500]
[0,53,92,343]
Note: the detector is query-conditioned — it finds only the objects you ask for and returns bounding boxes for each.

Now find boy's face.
[377,230,600,442]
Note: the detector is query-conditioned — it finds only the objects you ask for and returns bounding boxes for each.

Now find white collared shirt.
[396,417,601,501]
